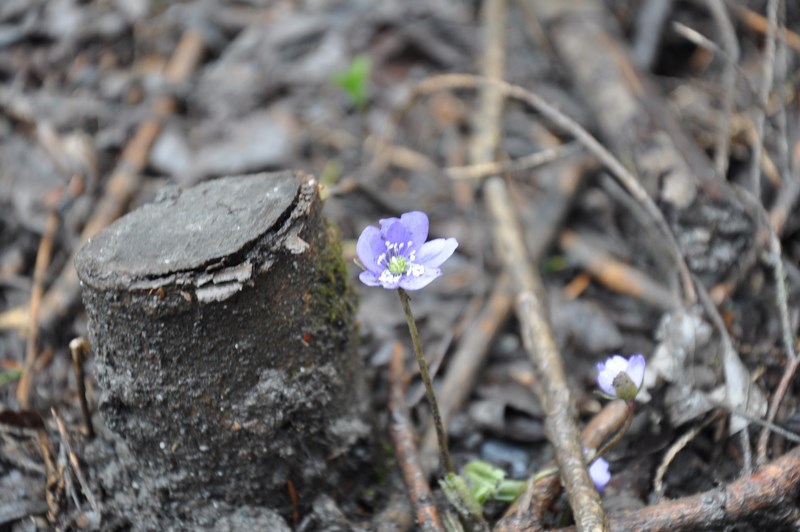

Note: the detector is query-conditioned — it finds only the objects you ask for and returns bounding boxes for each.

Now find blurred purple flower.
[356,211,458,290]
[596,354,646,400]
[589,457,611,493]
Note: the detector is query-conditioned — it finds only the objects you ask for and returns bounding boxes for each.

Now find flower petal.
[415,238,458,268]
[596,361,616,396]
[605,355,629,375]
[589,458,610,492]
[356,225,385,273]
[359,270,382,287]
[399,211,429,249]
[626,354,646,389]
[398,269,441,290]
[382,220,413,251]
[378,216,399,234]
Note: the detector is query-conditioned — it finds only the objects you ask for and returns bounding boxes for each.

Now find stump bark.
[76,171,369,519]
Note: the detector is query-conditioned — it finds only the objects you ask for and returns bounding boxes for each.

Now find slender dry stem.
[397,288,454,475]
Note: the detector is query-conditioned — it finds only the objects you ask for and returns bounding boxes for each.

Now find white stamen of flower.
[409,264,425,276]
[378,270,401,285]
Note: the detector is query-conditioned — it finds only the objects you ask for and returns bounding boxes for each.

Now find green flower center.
[387,255,409,275]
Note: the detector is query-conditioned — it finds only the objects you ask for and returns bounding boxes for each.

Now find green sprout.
[463,460,525,504]
[331,55,370,110]
[439,460,526,528]
[0,368,22,387]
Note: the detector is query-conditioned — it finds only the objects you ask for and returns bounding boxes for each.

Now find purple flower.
[589,457,611,493]
[597,354,646,400]
[356,211,458,290]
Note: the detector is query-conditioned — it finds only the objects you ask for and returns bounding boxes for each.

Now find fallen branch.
[555,446,800,531]
[16,209,59,407]
[558,230,675,312]
[485,177,605,532]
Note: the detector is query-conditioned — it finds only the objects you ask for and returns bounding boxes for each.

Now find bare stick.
[704,0,739,178]
[485,177,605,531]
[552,446,800,531]
[729,184,798,464]
[769,139,800,233]
[735,5,800,52]
[495,400,630,530]
[52,408,99,514]
[36,29,205,331]
[446,142,582,180]
[654,411,725,499]
[69,338,94,439]
[749,0,779,198]
[412,74,695,306]
[695,279,762,473]
[16,209,59,407]
[559,230,676,311]
[755,229,798,464]
[388,342,445,532]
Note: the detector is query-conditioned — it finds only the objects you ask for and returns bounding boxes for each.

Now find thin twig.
[52,408,99,514]
[446,142,582,180]
[728,184,798,463]
[485,177,605,531]
[735,5,800,52]
[704,0,739,178]
[695,278,763,473]
[767,231,797,364]
[749,0,779,198]
[758,356,800,462]
[69,338,94,439]
[631,0,672,69]
[755,226,798,465]
[654,411,725,499]
[559,230,676,311]
[35,29,205,331]
[769,139,800,234]
[388,342,445,532]
[469,0,507,166]
[374,71,695,305]
[414,74,695,306]
[17,209,59,407]
[773,1,790,178]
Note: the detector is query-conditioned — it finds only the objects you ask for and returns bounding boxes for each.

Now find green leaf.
[440,472,483,520]
[494,479,526,502]
[0,368,22,387]
[331,55,371,110]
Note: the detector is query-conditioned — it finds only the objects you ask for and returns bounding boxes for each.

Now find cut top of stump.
[76,172,301,291]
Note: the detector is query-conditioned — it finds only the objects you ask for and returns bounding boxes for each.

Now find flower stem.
[397,288,455,474]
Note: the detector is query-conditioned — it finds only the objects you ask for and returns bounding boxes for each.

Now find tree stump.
[76,171,369,519]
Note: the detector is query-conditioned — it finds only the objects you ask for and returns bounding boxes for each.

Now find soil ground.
[1,0,800,530]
